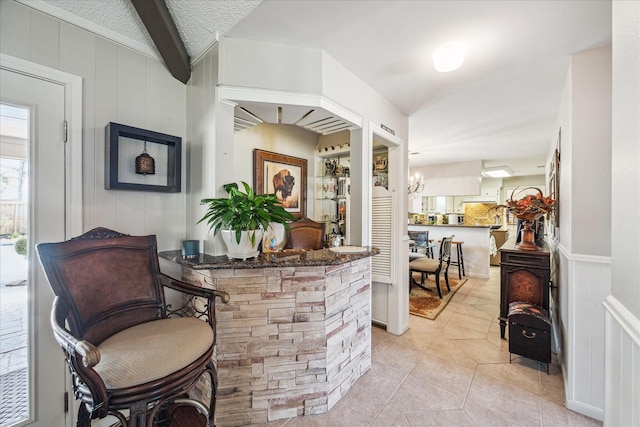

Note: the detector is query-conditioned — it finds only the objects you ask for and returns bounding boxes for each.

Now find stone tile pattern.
[180,258,372,427]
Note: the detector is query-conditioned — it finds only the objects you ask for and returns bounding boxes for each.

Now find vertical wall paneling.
[604,296,640,426]
[564,250,611,421]
[1,1,188,250]
[116,46,146,127]
[30,10,59,69]
[187,48,218,252]
[606,2,640,424]
[92,37,119,229]
[60,21,97,230]
[0,1,30,60]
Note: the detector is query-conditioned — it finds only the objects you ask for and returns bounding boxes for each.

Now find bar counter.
[159,247,379,426]
[159,246,379,269]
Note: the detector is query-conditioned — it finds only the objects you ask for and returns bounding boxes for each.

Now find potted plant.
[14,235,27,258]
[198,182,296,259]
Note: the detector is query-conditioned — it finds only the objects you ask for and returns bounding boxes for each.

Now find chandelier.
[408,173,425,195]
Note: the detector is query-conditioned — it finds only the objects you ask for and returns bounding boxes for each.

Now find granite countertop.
[159,247,380,270]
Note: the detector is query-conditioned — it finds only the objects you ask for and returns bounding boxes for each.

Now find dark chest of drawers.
[499,243,551,338]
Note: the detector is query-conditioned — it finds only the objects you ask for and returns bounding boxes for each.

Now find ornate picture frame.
[254,149,307,220]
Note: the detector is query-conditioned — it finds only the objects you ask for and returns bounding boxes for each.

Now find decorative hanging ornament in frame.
[105,122,181,192]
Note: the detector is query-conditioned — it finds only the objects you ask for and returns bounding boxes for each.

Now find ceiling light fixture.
[433,42,466,72]
[482,166,514,178]
[408,173,425,196]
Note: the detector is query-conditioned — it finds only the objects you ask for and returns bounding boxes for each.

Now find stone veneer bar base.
[179,258,372,427]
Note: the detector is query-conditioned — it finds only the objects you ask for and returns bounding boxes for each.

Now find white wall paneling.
[1,0,188,251]
[551,44,614,422]
[603,296,640,427]
[606,1,640,424]
[560,246,611,421]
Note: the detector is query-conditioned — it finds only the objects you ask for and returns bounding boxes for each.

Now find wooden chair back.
[36,227,166,344]
[285,218,325,250]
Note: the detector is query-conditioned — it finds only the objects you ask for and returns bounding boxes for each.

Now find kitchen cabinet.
[499,242,550,338]
[453,196,465,213]
[422,196,464,213]
[445,196,454,213]
[422,196,437,213]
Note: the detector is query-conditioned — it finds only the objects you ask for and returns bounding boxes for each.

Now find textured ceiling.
[166,0,261,57]
[37,0,155,51]
[29,0,612,176]
[36,0,261,58]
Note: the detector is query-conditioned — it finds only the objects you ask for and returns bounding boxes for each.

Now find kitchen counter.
[408,224,495,278]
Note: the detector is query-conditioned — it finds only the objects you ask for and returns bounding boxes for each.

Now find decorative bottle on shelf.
[327,178,335,194]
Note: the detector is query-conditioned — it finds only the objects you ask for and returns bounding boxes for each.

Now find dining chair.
[408,230,432,258]
[408,235,453,299]
[36,227,230,427]
[285,218,325,250]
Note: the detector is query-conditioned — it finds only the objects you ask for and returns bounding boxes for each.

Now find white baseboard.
[566,400,604,422]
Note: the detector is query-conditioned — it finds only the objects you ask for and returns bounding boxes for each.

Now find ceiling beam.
[130,0,191,84]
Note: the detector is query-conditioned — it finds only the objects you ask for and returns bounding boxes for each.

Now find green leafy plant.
[14,236,27,256]
[198,182,296,245]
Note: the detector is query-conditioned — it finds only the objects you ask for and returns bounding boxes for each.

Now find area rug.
[409,274,467,320]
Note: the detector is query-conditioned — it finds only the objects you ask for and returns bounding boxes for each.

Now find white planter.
[221,229,263,260]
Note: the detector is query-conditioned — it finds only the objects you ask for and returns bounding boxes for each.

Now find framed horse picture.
[254,149,307,219]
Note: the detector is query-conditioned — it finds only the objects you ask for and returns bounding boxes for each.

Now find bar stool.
[449,241,465,279]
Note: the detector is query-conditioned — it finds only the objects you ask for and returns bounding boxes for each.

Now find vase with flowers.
[492,187,555,251]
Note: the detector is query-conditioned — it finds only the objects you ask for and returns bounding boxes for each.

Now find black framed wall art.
[105,122,181,192]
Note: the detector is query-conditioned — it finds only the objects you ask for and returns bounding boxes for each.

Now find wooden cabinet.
[499,243,550,338]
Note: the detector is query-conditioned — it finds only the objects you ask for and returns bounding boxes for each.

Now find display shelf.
[314,154,350,243]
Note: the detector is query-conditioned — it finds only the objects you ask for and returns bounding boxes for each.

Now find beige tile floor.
[262,267,602,427]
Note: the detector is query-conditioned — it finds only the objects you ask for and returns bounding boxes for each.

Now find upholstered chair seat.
[95,317,213,389]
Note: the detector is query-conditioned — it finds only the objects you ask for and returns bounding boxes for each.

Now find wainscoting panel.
[603,296,640,426]
[559,245,611,421]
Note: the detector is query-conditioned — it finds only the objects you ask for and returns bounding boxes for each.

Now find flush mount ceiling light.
[433,42,466,72]
[482,166,514,178]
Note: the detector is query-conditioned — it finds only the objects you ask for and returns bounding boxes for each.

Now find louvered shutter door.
[372,191,394,284]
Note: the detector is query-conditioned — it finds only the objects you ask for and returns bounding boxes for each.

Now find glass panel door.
[0,103,30,427]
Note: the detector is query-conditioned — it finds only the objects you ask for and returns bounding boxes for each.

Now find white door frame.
[0,53,82,239]
[368,123,409,336]
[1,53,82,426]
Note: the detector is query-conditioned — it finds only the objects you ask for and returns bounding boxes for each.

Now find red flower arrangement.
[494,187,555,220]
